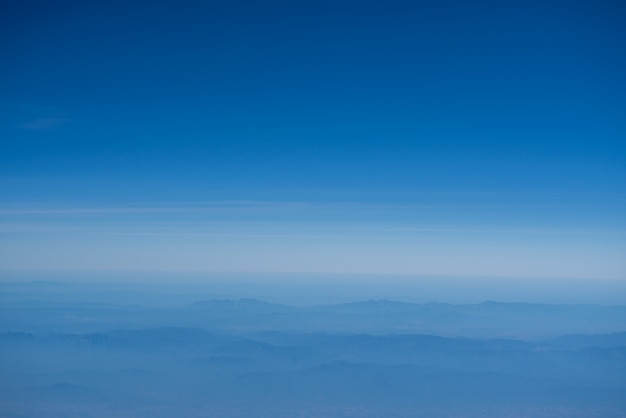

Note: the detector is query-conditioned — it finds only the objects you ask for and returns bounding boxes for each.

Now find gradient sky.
[1,0,625,279]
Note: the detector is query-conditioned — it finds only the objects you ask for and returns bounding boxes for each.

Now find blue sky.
[1,0,625,279]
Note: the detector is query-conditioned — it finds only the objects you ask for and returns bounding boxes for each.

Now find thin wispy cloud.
[20,116,69,130]
[1,220,624,238]
[0,199,621,215]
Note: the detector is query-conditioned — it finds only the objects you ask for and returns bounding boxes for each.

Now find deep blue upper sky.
[1,0,625,278]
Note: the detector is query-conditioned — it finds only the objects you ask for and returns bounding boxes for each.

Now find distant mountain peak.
[331,299,419,311]
[188,298,285,309]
